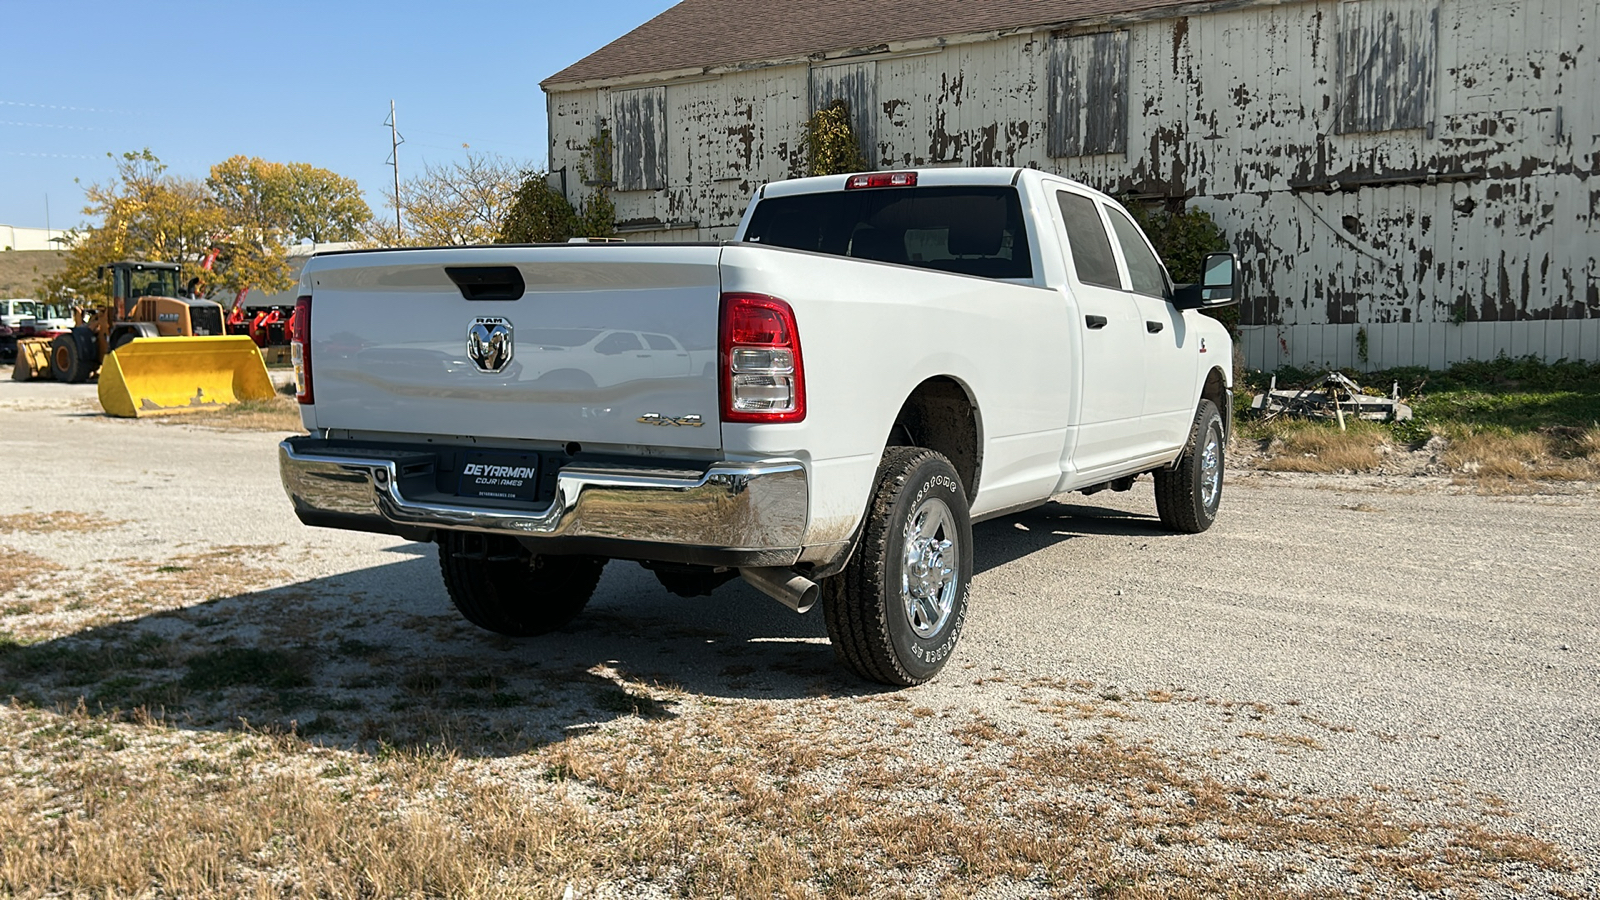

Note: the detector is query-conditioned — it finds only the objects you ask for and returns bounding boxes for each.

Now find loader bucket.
[11,338,53,381]
[97,336,275,418]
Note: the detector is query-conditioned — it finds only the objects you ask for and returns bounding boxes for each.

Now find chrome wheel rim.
[1200,421,1223,510]
[901,497,959,639]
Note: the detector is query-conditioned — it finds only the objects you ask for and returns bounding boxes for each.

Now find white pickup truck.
[279,167,1239,686]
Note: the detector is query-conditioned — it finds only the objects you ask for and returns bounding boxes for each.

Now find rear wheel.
[1154,399,1225,533]
[437,532,606,636]
[49,332,94,383]
[823,447,972,686]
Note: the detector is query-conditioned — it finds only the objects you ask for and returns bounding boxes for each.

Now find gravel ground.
[2,370,1596,893]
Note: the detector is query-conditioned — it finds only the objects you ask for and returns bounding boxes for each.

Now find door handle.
[1146,321,1164,333]
[1085,315,1108,330]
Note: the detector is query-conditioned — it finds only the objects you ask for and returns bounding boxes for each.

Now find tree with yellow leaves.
[368,150,524,247]
[46,149,372,308]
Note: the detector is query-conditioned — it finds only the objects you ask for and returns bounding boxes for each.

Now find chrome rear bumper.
[278,437,808,567]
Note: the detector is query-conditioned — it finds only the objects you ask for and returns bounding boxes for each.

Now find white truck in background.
[278,167,1239,686]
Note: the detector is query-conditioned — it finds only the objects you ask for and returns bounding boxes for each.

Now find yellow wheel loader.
[12,261,275,417]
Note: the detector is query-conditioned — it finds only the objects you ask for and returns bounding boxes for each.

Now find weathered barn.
[542,0,1598,371]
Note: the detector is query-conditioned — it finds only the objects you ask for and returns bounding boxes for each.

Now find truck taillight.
[720,293,804,423]
[845,172,917,189]
[291,295,313,405]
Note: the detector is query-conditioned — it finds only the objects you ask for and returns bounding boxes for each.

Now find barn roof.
[542,0,1218,88]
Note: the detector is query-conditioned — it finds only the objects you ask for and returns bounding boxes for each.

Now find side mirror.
[1173,252,1239,310]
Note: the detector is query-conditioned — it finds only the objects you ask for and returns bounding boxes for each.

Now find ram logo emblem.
[467,317,513,373]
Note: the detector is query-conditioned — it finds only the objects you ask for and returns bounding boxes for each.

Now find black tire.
[1154,399,1225,534]
[49,332,94,383]
[437,531,606,636]
[110,330,139,353]
[823,447,972,686]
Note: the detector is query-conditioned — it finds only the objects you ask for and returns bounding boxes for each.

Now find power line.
[2,150,100,160]
[0,120,107,131]
[0,99,137,115]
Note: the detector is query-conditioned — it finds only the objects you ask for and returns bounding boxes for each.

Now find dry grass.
[0,704,589,899]
[0,549,60,599]
[154,391,305,433]
[1440,424,1600,488]
[1252,421,1390,473]
[0,545,287,642]
[1241,417,1600,489]
[0,511,125,534]
[0,697,1573,899]
[0,250,68,296]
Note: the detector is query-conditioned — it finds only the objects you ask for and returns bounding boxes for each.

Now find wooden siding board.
[1336,0,1438,134]
[612,86,668,192]
[1048,30,1129,158]
[811,61,878,166]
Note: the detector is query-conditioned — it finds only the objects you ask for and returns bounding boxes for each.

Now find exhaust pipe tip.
[739,567,819,614]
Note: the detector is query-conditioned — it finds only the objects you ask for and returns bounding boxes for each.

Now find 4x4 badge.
[467,317,513,373]
[637,413,704,427]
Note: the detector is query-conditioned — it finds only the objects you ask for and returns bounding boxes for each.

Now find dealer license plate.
[457,452,540,502]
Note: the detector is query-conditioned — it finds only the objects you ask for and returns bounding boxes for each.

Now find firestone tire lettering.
[822,447,973,687]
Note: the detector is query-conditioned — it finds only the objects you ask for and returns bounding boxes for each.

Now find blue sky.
[0,0,679,229]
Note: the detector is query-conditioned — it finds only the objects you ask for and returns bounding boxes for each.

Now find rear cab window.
[743,186,1034,281]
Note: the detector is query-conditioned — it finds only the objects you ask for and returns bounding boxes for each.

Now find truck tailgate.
[303,245,724,452]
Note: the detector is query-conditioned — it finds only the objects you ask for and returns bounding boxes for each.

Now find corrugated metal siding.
[1047,30,1130,157]
[547,0,1599,368]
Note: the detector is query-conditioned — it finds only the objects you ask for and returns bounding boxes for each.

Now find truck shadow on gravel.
[1,498,1175,758]
[974,499,1170,574]
[0,548,889,758]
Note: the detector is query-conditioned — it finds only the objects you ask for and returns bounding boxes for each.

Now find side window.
[1055,191,1122,290]
[595,331,643,355]
[1106,208,1169,299]
[643,333,677,351]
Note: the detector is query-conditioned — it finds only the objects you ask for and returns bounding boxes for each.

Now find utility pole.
[384,99,405,236]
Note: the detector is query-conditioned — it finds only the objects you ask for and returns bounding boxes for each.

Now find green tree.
[1126,202,1236,334]
[804,100,869,177]
[207,156,373,296]
[498,173,578,244]
[496,133,618,244]
[278,162,371,243]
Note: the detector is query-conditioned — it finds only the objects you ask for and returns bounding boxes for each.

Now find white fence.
[1238,321,1600,373]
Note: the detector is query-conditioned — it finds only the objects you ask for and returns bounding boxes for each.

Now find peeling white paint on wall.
[545,0,1598,370]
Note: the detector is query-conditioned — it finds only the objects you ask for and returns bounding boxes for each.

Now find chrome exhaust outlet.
[739,567,820,614]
